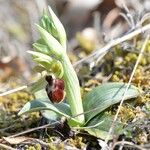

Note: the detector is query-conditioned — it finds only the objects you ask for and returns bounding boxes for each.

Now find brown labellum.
[45,75,65,103]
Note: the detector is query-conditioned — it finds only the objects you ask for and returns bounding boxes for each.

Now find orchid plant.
[19,6,140,139]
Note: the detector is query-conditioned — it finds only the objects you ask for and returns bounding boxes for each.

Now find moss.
[136,95,150,105]
[26,146,36,150]
[57,143,65,150]
[112,72,121,82]
[136,132,148,144]
[74,137,85,148]
[67,137,85,149]
[47,143,57,150]
[0,89,34,113]
[112,45,150,91]
[119,105,136,123]
[0,83,40,137]
[35,143,42,150]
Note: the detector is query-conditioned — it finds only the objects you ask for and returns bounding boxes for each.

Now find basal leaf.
[83,82,140,124]
[18,99,70,116]
[84,128,112,140]
[41,102,72,121]
[41,110,59,121]
[18,99,79,126]
[84,112,124,140]
[33,89,61,121]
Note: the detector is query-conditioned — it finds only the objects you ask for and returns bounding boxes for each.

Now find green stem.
[35,19,85,125]
[61,53,85,125]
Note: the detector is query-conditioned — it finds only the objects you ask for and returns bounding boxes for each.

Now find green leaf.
[34,89,59,121]
[41,101,72,121]
[84,128,111,140]
[84,112,124,140]
[18,99,79,126]
[41,110,59,121]
[36,25,64,58]
[83,82,140,124]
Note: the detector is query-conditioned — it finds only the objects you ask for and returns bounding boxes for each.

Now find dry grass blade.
[120,0,135,28]
[0,85,27,97]
[105,34,150,143]
[8,122,58,138]
[2,136,49,146]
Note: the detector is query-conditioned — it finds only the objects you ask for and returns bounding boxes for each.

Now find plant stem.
[61,53,85,125]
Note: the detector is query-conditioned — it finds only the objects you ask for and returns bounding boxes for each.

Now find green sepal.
[27,51,53,69]
[33,42,50,55]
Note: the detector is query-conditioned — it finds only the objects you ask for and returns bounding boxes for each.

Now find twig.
[0,85,27,97]
[105,35,150,143]
[8,122,58,138]
[0,124,16,132]
[0,143,16,150]
[74,23,150,67]
[113,141,147,150]
[22,138,50,147]
[0,118,22,132]
[120,0,135,28]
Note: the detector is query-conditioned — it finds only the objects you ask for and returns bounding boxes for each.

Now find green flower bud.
[36,24,64,58]
[40,7,67,50]
[51,60,64,78]
[33,39,50,55]
[48,6,66,50]
[40,11,58,40]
